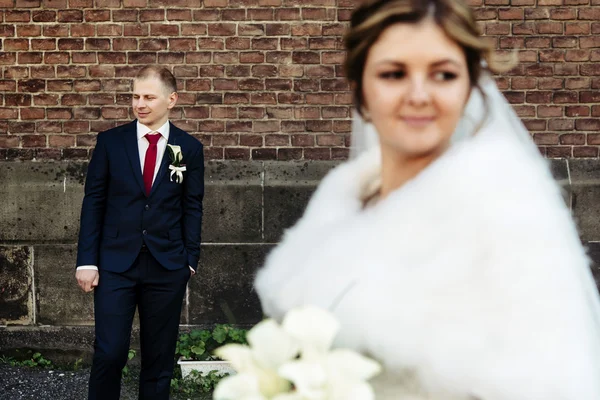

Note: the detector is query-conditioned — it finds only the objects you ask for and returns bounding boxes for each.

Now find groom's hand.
[76,269,99,292]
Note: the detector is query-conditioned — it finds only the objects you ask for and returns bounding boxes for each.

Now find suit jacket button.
[145,205,150,210]
[142,230,147,235]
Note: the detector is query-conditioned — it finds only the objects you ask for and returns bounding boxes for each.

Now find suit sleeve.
[182,143,204,272]
[76,132,109,268]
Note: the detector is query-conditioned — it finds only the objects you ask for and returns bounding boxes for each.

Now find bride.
[254,0,600,398]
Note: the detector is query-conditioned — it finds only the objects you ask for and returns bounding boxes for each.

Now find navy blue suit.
[76,120,204,400]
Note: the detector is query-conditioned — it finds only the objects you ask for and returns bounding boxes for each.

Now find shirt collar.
[137,120,170,141]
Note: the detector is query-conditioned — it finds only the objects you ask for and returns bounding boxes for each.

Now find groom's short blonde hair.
[135,66,177,95]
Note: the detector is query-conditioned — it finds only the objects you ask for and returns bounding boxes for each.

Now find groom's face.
[132,76,178,131]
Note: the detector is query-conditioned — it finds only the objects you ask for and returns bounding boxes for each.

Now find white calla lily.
[247,319,300,369]
[213,373,266,400]
[214,344,255,372]
[278,360,327,400]
[215,332,293,396]
[326,349,382,381]
[272,393,310,400]
[213,306,382,400]
[281,306,340,356]
[167,144,183,163]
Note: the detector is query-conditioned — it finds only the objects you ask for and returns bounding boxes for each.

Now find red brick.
[22,135,47,147]
[61,94,86,106]
[19,79,46,92]
[252,148,277,160]
[43,25,69,37]
[47,108,72,120]
[587,134,600,145]
[559,134,585,145]
[537,22,563,34]
[581,64,600,76]
[58,38,84,50]
[573,147,598,158]
[71,24,95,37]
[36,121,62,133]
[44,52,69,64]
[538,78,563,90]
[576,119,600,131]
[580,37,600,49]
[16,25,39,36]
[578,8,600,20]
[8,122,35,133]
[552,37,578,48]
[276,8,300,20]
[553,91,578,103]
[239,134,262,146]
[546,146,572,158]
[565,22,590,35]
[49,135,75,147]
[252,38,278,50]
[0,108,18,119]
[537,106,563,117]
[5,94,31,106]
[277,148,302,161]
[33,10,56,22]
[566,78,590,90]
[5,11,31,22]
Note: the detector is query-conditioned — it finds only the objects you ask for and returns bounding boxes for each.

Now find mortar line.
[30,246,37,325]
[261,162,265,241]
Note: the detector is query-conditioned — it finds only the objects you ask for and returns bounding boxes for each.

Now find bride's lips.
[401,116,435,128]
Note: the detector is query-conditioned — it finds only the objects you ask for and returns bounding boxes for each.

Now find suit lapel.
[149,123,180,198]
[123,121,146,196]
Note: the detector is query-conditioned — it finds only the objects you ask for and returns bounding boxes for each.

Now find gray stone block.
[262,161,337,242]
[584,242,600,292]
[34,245,94,325]
[0,326,95,364]
[566,160,600,241]
[549,159,569,183]
[202,184,263,243]
[264,160,339,185]
[202,161,263,243]
[188,244,273,326]
[0,162,85,242]
[0,246,33,324]
[572,186,600,242]
[205,160,262,184]
[568,159,600,184]
[263,186,315,242]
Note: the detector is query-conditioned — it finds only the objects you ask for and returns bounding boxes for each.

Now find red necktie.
[143,133,161,196]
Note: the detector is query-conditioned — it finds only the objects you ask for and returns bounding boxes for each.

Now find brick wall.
[0,0,598,161]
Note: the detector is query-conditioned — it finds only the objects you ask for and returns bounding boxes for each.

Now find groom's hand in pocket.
[76,270,99,293]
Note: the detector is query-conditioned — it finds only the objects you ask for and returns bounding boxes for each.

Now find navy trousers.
[88,249,190,400]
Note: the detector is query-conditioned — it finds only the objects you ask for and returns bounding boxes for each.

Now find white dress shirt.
[77,121,194,274]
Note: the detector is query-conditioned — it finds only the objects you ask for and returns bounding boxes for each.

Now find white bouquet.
[213,306,382,400]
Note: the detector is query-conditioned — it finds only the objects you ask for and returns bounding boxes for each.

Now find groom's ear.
[167,92,178,109]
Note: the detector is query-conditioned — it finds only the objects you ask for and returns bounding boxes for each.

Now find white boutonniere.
[167,144,186,184]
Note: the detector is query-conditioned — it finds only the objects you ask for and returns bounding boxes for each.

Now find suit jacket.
[76,120,204,273]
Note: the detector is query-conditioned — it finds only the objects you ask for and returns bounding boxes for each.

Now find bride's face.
[362,19,471,159]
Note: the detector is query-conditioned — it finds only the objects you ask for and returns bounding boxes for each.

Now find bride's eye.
[432,71,458,81]
[379,70,405,80]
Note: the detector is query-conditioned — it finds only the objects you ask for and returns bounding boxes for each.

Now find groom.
[75,66,204,400]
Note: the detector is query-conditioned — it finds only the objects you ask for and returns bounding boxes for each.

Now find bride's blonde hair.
[344,0,510,118]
